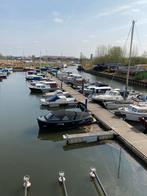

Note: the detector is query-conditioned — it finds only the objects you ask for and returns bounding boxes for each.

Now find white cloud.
[96,5,130,18]
[96,0,147,18]
[54,17,64,23]
[131,8,140,13]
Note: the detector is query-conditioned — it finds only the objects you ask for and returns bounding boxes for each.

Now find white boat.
[103,91,140,110]
[28,80,58,93]
[59,72,84,85]
[91,89,123,104]
[116,103,147,121]
[43,89,70,97]
[40,94,76,107]
[26,74,44,81]
[29,83,51,93]
[83,85,112,95]
[103,99,134,110]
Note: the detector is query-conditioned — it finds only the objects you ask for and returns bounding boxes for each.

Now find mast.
[125,20,135,94]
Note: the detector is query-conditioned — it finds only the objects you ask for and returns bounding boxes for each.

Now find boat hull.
[116,110,147,121]
[37,117,94,131]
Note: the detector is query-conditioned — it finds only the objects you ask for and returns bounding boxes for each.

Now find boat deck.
[52,75,147,163]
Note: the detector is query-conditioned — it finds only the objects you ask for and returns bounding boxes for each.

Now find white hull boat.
[40,94,76,107]
[115,103,147,121]
[91,89,124,105]
[103,100,134,110]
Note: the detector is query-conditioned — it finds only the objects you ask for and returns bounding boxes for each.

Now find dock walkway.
[53,75,147,163]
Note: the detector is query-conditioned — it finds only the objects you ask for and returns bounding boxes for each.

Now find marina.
[1,1,147,195]
[0,70,147,196]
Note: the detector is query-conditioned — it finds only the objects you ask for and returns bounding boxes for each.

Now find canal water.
[0,72,147,196]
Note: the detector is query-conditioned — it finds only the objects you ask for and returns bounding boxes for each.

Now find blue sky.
[0,0,147,57]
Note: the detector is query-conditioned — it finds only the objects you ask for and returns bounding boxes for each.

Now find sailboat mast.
[125,20,135,93]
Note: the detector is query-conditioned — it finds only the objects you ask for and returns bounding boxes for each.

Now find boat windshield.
[45,112,52,119]
[47,95,60,102]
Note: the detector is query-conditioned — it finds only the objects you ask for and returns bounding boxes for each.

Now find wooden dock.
[52,75,147,164]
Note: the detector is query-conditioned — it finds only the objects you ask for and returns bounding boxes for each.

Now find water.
[0,72,147,196]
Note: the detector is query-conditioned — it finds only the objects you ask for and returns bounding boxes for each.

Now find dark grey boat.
[37,109,94,131]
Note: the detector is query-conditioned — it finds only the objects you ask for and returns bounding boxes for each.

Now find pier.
[52,75,147,164]
[63,130,115,144]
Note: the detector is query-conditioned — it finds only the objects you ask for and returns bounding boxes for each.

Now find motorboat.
[29,80,58,93]
[37,109,95,130]
[91,89,123,105]
[40,94,76,107]
[83,85,112,96]
[0,71,7,79]
[26,74,44,81]
[115,103,147,121]
[43,89,70,97]
[103,99,134,110]
[104,92,144,110]
[29,83,51,93]
[59,72,85,85]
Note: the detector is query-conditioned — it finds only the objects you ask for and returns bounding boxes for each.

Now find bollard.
[89,167,108,196]
[85,98,88,109]
[58,171,68,196]
[23,175,31,196]
[61,81,63,89]
[81,80,84,94]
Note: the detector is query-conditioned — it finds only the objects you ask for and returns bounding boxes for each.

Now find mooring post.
[61,80,63,89]
[89,167,108,196]
[82,79,84,95]
[23,175,31,196]
[85,98,88,109]
[58,171,68,196]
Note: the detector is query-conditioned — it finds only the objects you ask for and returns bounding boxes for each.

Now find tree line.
[80,45,147,69]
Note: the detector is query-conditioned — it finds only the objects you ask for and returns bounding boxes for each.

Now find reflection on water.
[38,125,92,142]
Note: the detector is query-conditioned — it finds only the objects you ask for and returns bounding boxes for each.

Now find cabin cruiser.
[115,103,147,121]
[103,99,134,110]
[25,70,47,81]
[28,80,58,93]
[43,89,70,97]
[37,109,95,130]
[91,89,123,105]
[26,74,44,81]
[40,94,76,107]
[58,72,85,85]
[0,71,7,79]
[103,92,144,110]
[83,85,112,96]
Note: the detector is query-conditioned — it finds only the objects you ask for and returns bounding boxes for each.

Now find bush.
[134,71,147,80]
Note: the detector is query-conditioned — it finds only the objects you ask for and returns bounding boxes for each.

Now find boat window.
[48,95,59,102]
[132,108,137,112]
[50,114,60,120]
[62,116,69,121]
[46,112,52,119]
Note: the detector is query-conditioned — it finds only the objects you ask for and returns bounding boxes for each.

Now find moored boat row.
[25,67,96,132]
